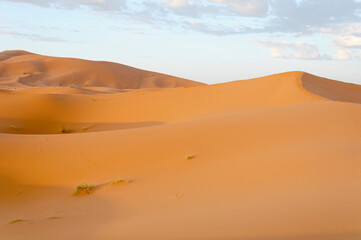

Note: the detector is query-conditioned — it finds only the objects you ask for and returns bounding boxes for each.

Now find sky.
[0,0,361,84]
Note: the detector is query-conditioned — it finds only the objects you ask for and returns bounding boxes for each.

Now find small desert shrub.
[81,124,95,131]
[111,178,132,185]
[73,183,94,196]
[186,155,195,160]
[9,219,23,224]
[61,125,70,134]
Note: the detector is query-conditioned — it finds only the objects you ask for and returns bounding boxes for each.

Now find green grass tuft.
[73,183,94,196]
[61,125,70,134]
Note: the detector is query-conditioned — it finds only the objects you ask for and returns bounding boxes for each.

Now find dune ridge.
[0,50,204,90]
[0,70,358,134]
[0,51,360,240]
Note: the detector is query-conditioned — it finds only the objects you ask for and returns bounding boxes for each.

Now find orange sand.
[0,50,360,240]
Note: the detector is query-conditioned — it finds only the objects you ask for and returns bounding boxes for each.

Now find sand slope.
[0,50,204,90]
[0,54,360,240]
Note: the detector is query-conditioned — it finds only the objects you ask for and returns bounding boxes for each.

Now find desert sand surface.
[0,50,360,240]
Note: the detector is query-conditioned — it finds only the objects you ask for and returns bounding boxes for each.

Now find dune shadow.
[0,118,165,134]
[301,72,361,104]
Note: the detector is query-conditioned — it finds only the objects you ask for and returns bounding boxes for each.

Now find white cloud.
[211,0,269,17]
[0,28,67,42]
[3,0,360,35]
[163,0,189,9]
[269,47,286,58]
[333,35,361,48]
[160,0,269,17]
[332,48,352,60]
[257,40,356,60]
[1,0,127,11]
[321,23,361,36]
[257,40,322,60]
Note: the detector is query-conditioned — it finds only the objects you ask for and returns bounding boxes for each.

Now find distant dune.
[0,51,360,240]
[0,50,204,91]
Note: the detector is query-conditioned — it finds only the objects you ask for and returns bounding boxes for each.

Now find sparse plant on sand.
[186,155,195,160]
[73,183,94,196]
[81,124,95,131]
[111,178,132,185]
[9,218,24,224]
[61,124,70,133]
[9,125,18,130]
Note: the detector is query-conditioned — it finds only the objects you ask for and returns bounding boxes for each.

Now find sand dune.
[0,50,204,90]
[0,52,360,240]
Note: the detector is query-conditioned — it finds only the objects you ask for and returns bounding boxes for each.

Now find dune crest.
[0,50,33,61]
